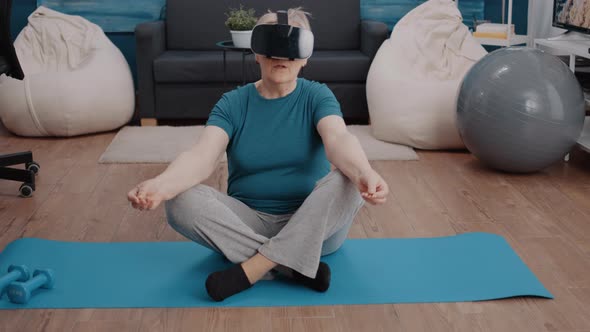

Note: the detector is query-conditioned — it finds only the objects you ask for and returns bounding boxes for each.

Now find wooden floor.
[1,126,590,332]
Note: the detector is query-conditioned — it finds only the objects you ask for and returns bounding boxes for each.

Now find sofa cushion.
[303,50,370,82]
[154,50,370,83]
[154,50,260,83]
[154,82,368,122]
[166,0,360,50]
[0,56,9,74]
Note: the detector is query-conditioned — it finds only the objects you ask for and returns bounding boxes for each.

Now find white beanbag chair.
[366,0,487,149]
[0,6,134,137]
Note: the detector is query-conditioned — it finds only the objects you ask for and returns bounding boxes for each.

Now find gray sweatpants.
[164,169,364,278]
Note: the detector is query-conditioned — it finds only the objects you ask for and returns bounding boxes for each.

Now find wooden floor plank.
[0,183,55,249]
[20,190,94,241]
[177,308,271,332]
[412,152,493,223]
[333,305,401,331]
[138,308,184,332]
[373,160,456,237]
[0,309,25,332]
[516,236,590,288]
[525,285,590,331]
[507,174,590,244]
[356,198,415,238]
[391,303,456,332]
[568,287,590,323]
[269,306,334,319]
[442,154,564,231]
[271,316,340,332]
[433,302,487,332]
[473,298,548,332]
[70,320,141,332]
[29,139,79,186]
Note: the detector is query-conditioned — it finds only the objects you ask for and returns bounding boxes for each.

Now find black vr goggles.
[251,10,314,60]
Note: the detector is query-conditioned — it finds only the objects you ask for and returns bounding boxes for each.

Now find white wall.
[528,0,566,42]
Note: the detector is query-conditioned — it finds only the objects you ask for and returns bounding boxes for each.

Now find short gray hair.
[256,7,312,30]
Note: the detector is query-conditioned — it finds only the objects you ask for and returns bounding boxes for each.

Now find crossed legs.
[165,169,364,301]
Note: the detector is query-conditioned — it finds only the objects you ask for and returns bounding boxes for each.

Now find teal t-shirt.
[206,78,343,215]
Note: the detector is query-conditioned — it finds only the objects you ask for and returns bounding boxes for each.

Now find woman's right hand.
[127,177,173,211]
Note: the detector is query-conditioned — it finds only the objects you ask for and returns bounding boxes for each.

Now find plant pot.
[230,30,252,49]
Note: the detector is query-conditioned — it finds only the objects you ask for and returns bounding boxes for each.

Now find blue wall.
[485,0,528,35]
[362,0,485,31]
[10,0,530,88]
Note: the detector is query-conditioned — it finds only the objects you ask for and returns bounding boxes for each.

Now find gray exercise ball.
[457,47,586,173]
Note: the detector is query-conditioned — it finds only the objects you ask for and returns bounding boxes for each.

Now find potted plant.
[225,5,257,48]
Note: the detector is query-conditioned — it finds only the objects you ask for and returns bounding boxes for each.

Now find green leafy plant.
[225,5,257,31]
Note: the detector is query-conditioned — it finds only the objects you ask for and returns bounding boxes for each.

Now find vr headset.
[251,10,314,60]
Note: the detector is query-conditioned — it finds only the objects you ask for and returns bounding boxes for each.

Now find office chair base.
[0,151,39,197]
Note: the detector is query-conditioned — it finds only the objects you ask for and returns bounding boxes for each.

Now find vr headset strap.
[277,10,288,25]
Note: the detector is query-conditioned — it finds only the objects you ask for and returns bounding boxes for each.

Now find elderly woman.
[128,8,389,301]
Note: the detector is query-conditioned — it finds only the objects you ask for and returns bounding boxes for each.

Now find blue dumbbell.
[6,269,54,304]
[0,265,30,297]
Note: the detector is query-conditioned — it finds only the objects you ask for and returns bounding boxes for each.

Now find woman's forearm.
[324,132,372,184]
[155,148,220,199]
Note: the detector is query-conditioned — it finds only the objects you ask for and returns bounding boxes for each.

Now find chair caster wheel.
[26,161,40,175]
[19,183,34,198]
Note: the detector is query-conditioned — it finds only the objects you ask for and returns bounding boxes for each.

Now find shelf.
[534,38,590,59]
[579,116,590,153]
[469,0,530,47]
[475,34,528,47]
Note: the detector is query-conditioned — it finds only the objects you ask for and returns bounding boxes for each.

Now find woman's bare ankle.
[241,253,277,284]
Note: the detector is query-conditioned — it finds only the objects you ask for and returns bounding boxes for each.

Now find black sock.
[292,262,331,292]
[205,264,252,302]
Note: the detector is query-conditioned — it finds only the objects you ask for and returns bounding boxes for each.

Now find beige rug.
[98,125,418,163]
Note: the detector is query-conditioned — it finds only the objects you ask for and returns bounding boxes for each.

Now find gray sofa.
[136,0,388,124]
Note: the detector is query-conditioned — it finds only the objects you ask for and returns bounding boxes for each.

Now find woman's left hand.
[356,168,389,205]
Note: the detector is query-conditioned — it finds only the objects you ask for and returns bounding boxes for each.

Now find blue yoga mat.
[0,233,552,309]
